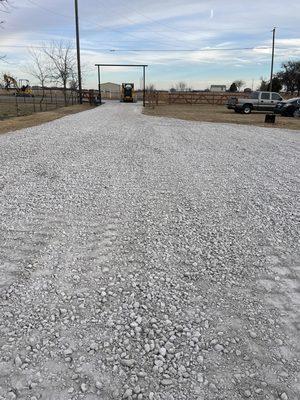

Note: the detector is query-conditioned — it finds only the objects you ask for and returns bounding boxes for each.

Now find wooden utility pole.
[269,27,276,92]
[74,0,82,104]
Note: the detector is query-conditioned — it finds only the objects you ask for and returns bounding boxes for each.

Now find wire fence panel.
[0,88,79,120]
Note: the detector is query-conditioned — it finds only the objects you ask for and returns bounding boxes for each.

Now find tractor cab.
[121,83,135,102]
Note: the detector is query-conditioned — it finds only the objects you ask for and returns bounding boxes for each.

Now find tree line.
[229,61,300,94]
[2,41,79,106]
[259,61,300,94]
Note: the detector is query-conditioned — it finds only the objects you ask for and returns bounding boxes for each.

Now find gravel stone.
[0,102,299,400]
[80,383,88,393]
[159,347,167,357]
[161,379,173,386]
[249,331,257,339]
[214,344,224,352]
[121,359,135,368]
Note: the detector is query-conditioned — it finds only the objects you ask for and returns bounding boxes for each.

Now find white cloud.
[1,0,299,88]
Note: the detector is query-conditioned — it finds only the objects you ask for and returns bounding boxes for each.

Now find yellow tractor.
[3,74,34,97]
[121,83,135,103]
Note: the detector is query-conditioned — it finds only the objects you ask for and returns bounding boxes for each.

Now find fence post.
[15,96,19,116]
[33,95,36,113]
[55,93,58,108]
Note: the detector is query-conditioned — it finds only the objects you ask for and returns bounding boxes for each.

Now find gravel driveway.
[0,102,299,400]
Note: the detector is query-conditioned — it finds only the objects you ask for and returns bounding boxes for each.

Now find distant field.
[144,104,300,131]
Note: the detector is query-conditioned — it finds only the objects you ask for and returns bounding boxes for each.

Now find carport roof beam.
[95,64,148,67]
[95,64,148,107]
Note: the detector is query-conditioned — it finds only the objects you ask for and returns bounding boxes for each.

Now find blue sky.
[1,0,300,90]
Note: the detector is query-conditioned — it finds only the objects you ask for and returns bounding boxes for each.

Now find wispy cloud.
[1,0,299,89]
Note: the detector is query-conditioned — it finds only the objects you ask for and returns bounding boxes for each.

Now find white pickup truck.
[227,91,283,114]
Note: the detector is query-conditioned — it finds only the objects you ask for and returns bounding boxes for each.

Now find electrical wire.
[116,0,198,36]
[26,0,72,19]
[0,44,296,53]
[25,0,189,49]
[92,0,197,49]
[109,46,295,52]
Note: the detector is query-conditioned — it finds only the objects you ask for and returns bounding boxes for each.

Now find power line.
[108,46,290,52]
[92,0,197,49]
[25,0,189,49]
[116,0,197,36]
[26,0,72,19]
[0,45,297,52]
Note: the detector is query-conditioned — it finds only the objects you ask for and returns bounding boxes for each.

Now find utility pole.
[97,65,102,104]
[143,65,146,107]
[74,0,82,104]
[269,27,276,92]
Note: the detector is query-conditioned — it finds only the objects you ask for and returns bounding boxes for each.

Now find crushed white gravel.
[0,101,299,400]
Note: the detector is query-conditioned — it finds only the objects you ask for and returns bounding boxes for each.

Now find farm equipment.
[3,74,34,97]
[121,83,135,102]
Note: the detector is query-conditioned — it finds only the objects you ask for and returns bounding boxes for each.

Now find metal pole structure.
[95,64,147,105]
[269,27,276,92]
[143,65,146,107]
[97,65,102,104]
[74,0,83,104]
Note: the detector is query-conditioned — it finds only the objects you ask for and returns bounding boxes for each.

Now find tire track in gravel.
[0,102,299,400]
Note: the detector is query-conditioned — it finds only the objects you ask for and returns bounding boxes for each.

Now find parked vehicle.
[227,91,283,114]
[274,97,300,117]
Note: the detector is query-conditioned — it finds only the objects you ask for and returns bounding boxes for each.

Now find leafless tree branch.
[42,40,76,105]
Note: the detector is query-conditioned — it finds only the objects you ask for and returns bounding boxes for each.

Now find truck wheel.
[243,105,252,114]
[293,109,300,118]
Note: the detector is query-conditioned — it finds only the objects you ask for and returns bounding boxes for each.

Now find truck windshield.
[250,92,259,99]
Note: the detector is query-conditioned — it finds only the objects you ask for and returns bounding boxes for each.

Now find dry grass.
[0,104,95,135]
[143,104,300,131]
[0,102,61,120]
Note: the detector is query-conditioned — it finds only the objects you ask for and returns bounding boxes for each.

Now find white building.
[100,82,121,99]
[210,85,226,92]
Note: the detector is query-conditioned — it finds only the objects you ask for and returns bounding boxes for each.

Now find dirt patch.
[0,104,95,135]
[144,104,300,131]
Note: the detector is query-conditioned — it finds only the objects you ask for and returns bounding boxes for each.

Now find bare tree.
[146,83,156,93]
[233,80,245,91]
[43,41,76,105]
[176,81,188,92]
[26,47,50,110]
[69,62,86,91]
[0,0,8,25]
[0,0,10,60]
